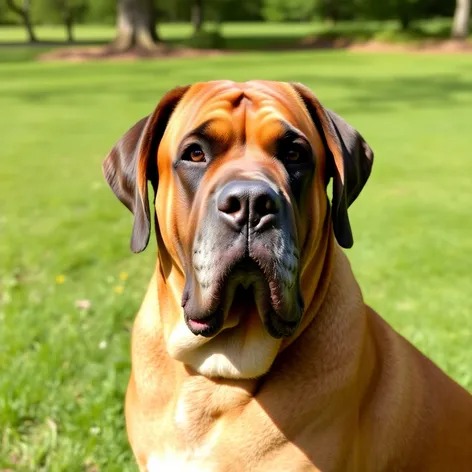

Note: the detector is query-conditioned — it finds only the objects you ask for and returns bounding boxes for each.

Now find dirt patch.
[298,36,472,54]
[297,36,354,50]
[349,39,472,54]
[38,44,225,63]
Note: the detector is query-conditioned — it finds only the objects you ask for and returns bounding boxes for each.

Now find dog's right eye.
[183,144,206,163]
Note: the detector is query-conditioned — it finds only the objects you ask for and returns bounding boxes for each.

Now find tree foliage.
[0,0,460,25]
[262,0,317,22]
[0,0,467,41]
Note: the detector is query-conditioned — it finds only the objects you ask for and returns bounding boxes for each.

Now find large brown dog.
[103,81,472,471]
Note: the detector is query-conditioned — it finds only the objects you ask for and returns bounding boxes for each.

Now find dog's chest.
[145,419,223,472]
[141,378,321,471]
[145,383,234,472]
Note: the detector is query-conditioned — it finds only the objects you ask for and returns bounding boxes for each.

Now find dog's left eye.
[281,143,308,164]
[286,148,300,162]
[183,144,206,163]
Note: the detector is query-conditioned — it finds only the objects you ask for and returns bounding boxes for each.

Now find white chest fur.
[146,451,219,472]
[146,431,221,472]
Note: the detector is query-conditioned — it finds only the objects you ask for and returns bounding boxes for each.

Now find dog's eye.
[281,143,308,164]
[183,145,206,163]
[286,148,300,162]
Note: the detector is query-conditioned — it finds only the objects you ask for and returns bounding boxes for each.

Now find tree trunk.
[452,0,471,39]
[6,0,37,43]
[113,0,162,51]
[398,8,411,31]
[65,16,74,42]
[324,0,338,25]
[61,0,74,42]
[192,0,204,35]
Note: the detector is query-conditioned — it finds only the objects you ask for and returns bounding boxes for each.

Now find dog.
[103,81,472,471]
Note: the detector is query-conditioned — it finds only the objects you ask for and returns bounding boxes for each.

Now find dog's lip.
[187,318,211,331]
[264,308,300,338]
[185,284,253,337]
[185,256,302,338]
[185,273,261,338]
[185,308,224,338]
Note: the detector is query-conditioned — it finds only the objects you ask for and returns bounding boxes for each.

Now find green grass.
[1,44,472,470]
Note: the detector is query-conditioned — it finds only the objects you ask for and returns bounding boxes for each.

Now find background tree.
[57,0,77,42]
[262,0,317,22]
[452,0,470,39]
[213,0,262,22]
[192,0,204,34]
[6,0,37,42]
[113,0,161,51]
[323,0,339,25]
[48,0,87,42]
[0,0,465,44]
[394,0,425,31]
[355,0,421,31]
[85,0,116,25]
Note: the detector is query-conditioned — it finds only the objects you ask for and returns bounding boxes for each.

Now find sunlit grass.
[1,47,471,470]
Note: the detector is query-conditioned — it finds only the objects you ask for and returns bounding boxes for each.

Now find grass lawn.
[1,43,472,470]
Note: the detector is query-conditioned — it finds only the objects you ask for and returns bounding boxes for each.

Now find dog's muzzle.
[183,178,303,339]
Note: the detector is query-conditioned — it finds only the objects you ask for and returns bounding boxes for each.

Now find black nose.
[217,180,281,231]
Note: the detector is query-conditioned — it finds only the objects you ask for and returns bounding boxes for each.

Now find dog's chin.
[184,260,302,339]
[185,306,225,338]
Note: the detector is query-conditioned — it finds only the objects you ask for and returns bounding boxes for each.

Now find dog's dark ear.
[102,85,190,253]
[291,82,374,249]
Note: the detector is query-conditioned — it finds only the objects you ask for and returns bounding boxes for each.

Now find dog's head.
[103,81,373,378]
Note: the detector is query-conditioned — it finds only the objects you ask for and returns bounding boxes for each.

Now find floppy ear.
[102,85,190,253]
[291,82,374,249]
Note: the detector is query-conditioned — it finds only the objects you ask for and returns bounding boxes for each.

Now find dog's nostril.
[219,195,241,215]
[254,194,279,217]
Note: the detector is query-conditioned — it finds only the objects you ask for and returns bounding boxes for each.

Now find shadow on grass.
[0,34,312,63]
[3,67,471,116]
[280,74,472,114]
[0,39,109,47]
[0,39,110,63]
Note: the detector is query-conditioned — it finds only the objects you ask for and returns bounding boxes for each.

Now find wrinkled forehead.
[162,80,320,150]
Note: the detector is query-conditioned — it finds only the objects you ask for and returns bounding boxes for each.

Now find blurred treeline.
[0,0,457,28]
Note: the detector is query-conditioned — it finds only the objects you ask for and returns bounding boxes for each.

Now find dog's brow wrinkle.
[232,92,247,108]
